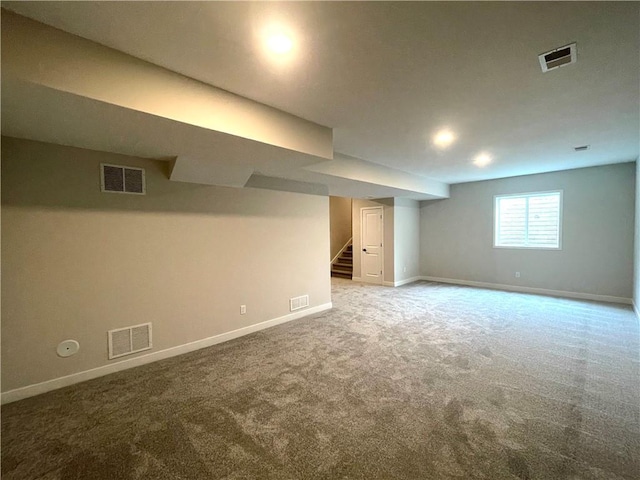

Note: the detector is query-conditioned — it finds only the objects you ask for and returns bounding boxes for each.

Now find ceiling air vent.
[539,43,577,72]
[101,163,146,195]
[574,145,590,152]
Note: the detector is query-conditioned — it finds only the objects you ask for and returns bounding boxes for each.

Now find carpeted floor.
[2,279,639,479]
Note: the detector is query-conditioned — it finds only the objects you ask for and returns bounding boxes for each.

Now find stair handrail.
[331,237,353,265]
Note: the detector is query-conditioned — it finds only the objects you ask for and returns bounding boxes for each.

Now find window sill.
[493,245,562,251]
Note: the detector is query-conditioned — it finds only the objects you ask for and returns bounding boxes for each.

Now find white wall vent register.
[290,295,310,312]
[101,163,146,194]
[108,323,152,359]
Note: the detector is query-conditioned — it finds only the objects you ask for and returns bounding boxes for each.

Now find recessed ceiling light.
[473,153,492,167]
[266,32,293,55]
[433,129,456,149]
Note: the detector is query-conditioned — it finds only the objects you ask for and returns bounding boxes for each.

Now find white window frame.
[493,190,563,250]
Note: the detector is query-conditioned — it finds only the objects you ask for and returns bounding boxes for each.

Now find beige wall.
[394,198,421,283]
[634,160,640,311]
[352,198,394,284]
[329,196,352,260]
[1,137,331,393]
[420,163,635,299]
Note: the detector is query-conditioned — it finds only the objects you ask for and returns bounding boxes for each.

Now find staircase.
[331,245,353,279]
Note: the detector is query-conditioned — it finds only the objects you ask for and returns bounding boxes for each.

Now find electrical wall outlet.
[515,272,521,278]
[240,305,246,315]
[403,266,407,273]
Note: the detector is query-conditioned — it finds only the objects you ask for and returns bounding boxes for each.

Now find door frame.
[359,206,384,285]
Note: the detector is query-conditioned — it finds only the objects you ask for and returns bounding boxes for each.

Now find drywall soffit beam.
[1,10,454,199]
[304,153,450,198]
[0,78,330,181]
[169,157,255,188]
[244,174,330,196]
[1,10,333,160]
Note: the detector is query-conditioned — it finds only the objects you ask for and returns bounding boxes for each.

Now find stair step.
[331,245,353,279]
[331,271,352,279]
[331,263,353,273]
[334,261,352,268]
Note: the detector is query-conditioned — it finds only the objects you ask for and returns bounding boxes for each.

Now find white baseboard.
[353,277,387,286]
[383,276,422,287]
[419,276,632,305]
[1,302,333,405]
[353,277,419,287]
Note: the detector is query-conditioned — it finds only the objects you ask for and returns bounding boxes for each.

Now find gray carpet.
[2,279,639,479]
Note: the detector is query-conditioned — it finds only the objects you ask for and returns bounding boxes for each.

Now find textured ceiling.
[2,1,639,184]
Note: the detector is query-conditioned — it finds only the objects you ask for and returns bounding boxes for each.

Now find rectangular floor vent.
[290,295,310,312]
[101,163,146,194]
[108,323,152,359]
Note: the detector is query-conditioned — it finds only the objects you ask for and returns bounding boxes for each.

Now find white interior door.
[360,206,383,284]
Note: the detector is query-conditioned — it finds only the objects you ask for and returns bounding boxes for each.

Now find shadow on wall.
[1,137,324,218]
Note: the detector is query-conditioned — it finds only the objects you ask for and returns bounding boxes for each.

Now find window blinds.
[495,192,561,248]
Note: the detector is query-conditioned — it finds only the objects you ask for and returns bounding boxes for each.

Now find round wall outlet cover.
[57,339,80,358]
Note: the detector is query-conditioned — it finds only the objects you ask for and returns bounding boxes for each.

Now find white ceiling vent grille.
[290,295,310,312]
[101,163,146,194]
[539,43,577,72]
[108,323,152,359]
